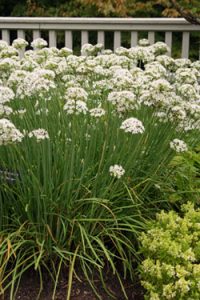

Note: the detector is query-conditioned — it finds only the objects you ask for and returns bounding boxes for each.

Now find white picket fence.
[0,17,200,58]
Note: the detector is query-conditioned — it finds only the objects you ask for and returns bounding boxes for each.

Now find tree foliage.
[0,0,199,20]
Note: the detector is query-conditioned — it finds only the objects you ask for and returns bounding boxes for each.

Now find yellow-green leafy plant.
[139,202,200,300]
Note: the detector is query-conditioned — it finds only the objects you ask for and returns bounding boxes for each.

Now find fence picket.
[33,30,41,40]
[17,30,25,39]
[148,31,155,44]
[165,31,172,56]
[97,31,105,47]
[81,31,89,46]
[114,31,121,50]
[131,32,138,47]
[65,30,72,49]
[182,31,190,58]
[2,30,10,44]
[49,30,57,47]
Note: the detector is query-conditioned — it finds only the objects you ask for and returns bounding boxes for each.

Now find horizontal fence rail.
[0,17,200,58]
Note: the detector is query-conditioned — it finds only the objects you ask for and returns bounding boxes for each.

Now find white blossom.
[12,38,28,50]
[108,91,138,113]
[0,118,24,145]
[31,38,48,50]
[109,164,125,179]
[120,118,145,134]
[170,139,188,153]
[63,99,88,115]
[28,129,49,142]
[89,108,105,118]
[0,86,15,104]
[65,87,88,102]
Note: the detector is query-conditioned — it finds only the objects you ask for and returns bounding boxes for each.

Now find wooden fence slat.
[2,29,10,44]
[17,30,25,39]
[114,31,121,50]
[165,31,172,56]
[49,30,57,47]
[33,30,41,40]
[97,31,105,47]
[65,30,72,49]
[131,31,138,47]
[148,31,155,44]
[181,31,190,58]
[81,31,89,46]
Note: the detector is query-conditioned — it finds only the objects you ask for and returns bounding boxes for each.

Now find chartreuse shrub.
[139,202,200,300]
[0,38,199,299]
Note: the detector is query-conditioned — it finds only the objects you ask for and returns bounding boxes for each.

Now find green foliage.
[0,0,199,18]
[139,202,200,300]
[156,147,200,206]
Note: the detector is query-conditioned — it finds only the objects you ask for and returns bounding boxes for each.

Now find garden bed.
[2,267,144,300]
[0,38,199,300]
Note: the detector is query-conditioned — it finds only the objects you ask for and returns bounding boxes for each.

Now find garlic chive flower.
[120,118,145,134]
[170,139,188,153]
[28,129,49,142]
[0,86,15,104]
[89,108,105,118]
[0,40,8,50]
[12,38,28,50]
[0,118,24,145]
[63,100,88,115]
[31,38,48,50]
[109,165,125,179]
[65,87,88,102]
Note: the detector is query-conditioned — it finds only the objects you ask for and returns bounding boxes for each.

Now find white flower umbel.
[0,40,8,51]
[0,86,15,104]
[108,91,138,113]
[170,139,188,153]
[138,39,150,47]
[89,108,106,118]
[120,118,145,134]
[63,100,88,115]
[109,164,125,179]
[12,38,28,50]
[31,38,48,50]
[28,129,49,142]
[59,47,73,57]
[0,118,24,145]
[0,105,13,116]
[65,87,88,102]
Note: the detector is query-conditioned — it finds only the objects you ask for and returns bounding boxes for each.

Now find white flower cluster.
[170,139,188,153]
[0,86,15,104]
[31,38,48,50]
[16,69,56,99]
[63,99,88,115]
[0,40,8,51]
[65,87,88,102]
[0,104,13,116]
[120,118,145,134]
[108,91,138,113]
[89,108,105,118]
[12,38,28,50]
[0,118,24,145]
[28,129,49,142]
[64,87,88,114]
[81,43,103,56]
[0,38,199,153]
[109,164,125,179]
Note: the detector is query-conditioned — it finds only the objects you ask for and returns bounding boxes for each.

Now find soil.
[0,266,144,300]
